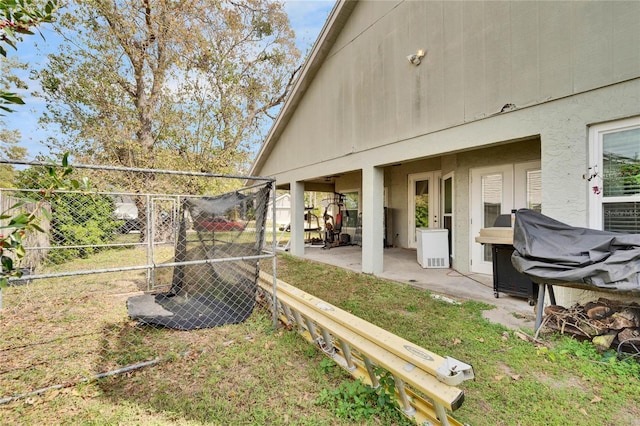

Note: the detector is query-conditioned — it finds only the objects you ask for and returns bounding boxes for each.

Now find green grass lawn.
[270,254,640,426]
[1,249,639,425]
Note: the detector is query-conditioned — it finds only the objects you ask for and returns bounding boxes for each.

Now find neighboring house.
[267,193,292,227]
[250,0,640,306]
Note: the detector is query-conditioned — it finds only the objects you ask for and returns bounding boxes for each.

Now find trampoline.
[127,183,271,330]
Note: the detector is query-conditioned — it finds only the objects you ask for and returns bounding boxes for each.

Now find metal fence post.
[271,184,278,329]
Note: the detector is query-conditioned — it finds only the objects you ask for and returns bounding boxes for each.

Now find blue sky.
[6,0,335,160]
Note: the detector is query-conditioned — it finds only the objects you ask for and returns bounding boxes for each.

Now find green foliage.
[415,195,429,227]
[619,162,640,193]
[0,91,23,113]
[0,154,84,286]
[0,0,58,113]
[542,337,640,379]
[315,369,412,425]
[0,125,28,169]
[0,58,29,161]
[13,160,119,264]
[17,167,122,264]
[0,0,58,55]
[318,357,335,374]
[405,304,418,313]
[373,367,402,414]
[46,193,121,264]
[316,379,380,422]
[38,0,300,180]
[275,255,640,425]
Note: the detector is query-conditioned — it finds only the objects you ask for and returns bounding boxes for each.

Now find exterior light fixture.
[407,49,425,66]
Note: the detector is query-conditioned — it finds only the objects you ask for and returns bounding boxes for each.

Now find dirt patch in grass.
[537,371,585,391]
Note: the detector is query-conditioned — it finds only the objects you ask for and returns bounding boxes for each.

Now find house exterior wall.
[255,0,640,303]
[261,0,640,182]
[267,193,291,226]
[335,171,362,193]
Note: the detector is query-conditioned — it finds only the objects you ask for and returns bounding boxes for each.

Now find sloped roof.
[250,0,357,177]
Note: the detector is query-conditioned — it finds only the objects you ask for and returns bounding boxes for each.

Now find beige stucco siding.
[258,0,640,182]
[254,0,640,307]
[262,73,640,275]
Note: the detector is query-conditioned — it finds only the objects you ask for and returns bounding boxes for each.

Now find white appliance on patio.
[416,228,449,268]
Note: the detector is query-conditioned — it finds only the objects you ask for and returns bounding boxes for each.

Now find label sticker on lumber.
[315,302,335,311]
[404,345,434,361]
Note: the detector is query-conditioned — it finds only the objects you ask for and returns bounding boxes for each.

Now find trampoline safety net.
[127,183,272,330]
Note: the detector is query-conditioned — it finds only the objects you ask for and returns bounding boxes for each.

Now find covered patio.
[297,245,535,331]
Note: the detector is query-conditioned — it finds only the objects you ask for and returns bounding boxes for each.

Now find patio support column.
[289,180,305,256]
[362,166,384,274]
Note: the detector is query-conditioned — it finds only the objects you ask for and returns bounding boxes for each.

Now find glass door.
[408,171,441,248]
[442,172,454,261]
[470,161,541,274]
[470,165,513,274]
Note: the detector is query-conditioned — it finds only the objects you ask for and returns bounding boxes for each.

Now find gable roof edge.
[249,0,358,177]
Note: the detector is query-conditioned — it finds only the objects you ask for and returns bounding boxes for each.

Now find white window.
[589,117,640,233]
[342,191,359,228]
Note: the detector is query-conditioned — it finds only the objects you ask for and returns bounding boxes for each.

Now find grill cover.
[511,209,640,293]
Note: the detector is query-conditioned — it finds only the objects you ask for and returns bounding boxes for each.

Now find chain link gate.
[0,160,276,402]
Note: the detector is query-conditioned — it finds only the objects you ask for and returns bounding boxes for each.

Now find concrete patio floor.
[298,244,537,331]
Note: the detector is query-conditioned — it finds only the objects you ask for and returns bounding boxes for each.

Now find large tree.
[37,0,301,179]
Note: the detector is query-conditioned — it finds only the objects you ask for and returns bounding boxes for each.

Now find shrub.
[14,164,121,264]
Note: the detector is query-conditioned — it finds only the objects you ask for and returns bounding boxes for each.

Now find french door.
[470,161,541,274]
[470,166,514,274]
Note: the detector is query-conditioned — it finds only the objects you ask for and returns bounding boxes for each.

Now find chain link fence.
[0,160,276,401]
